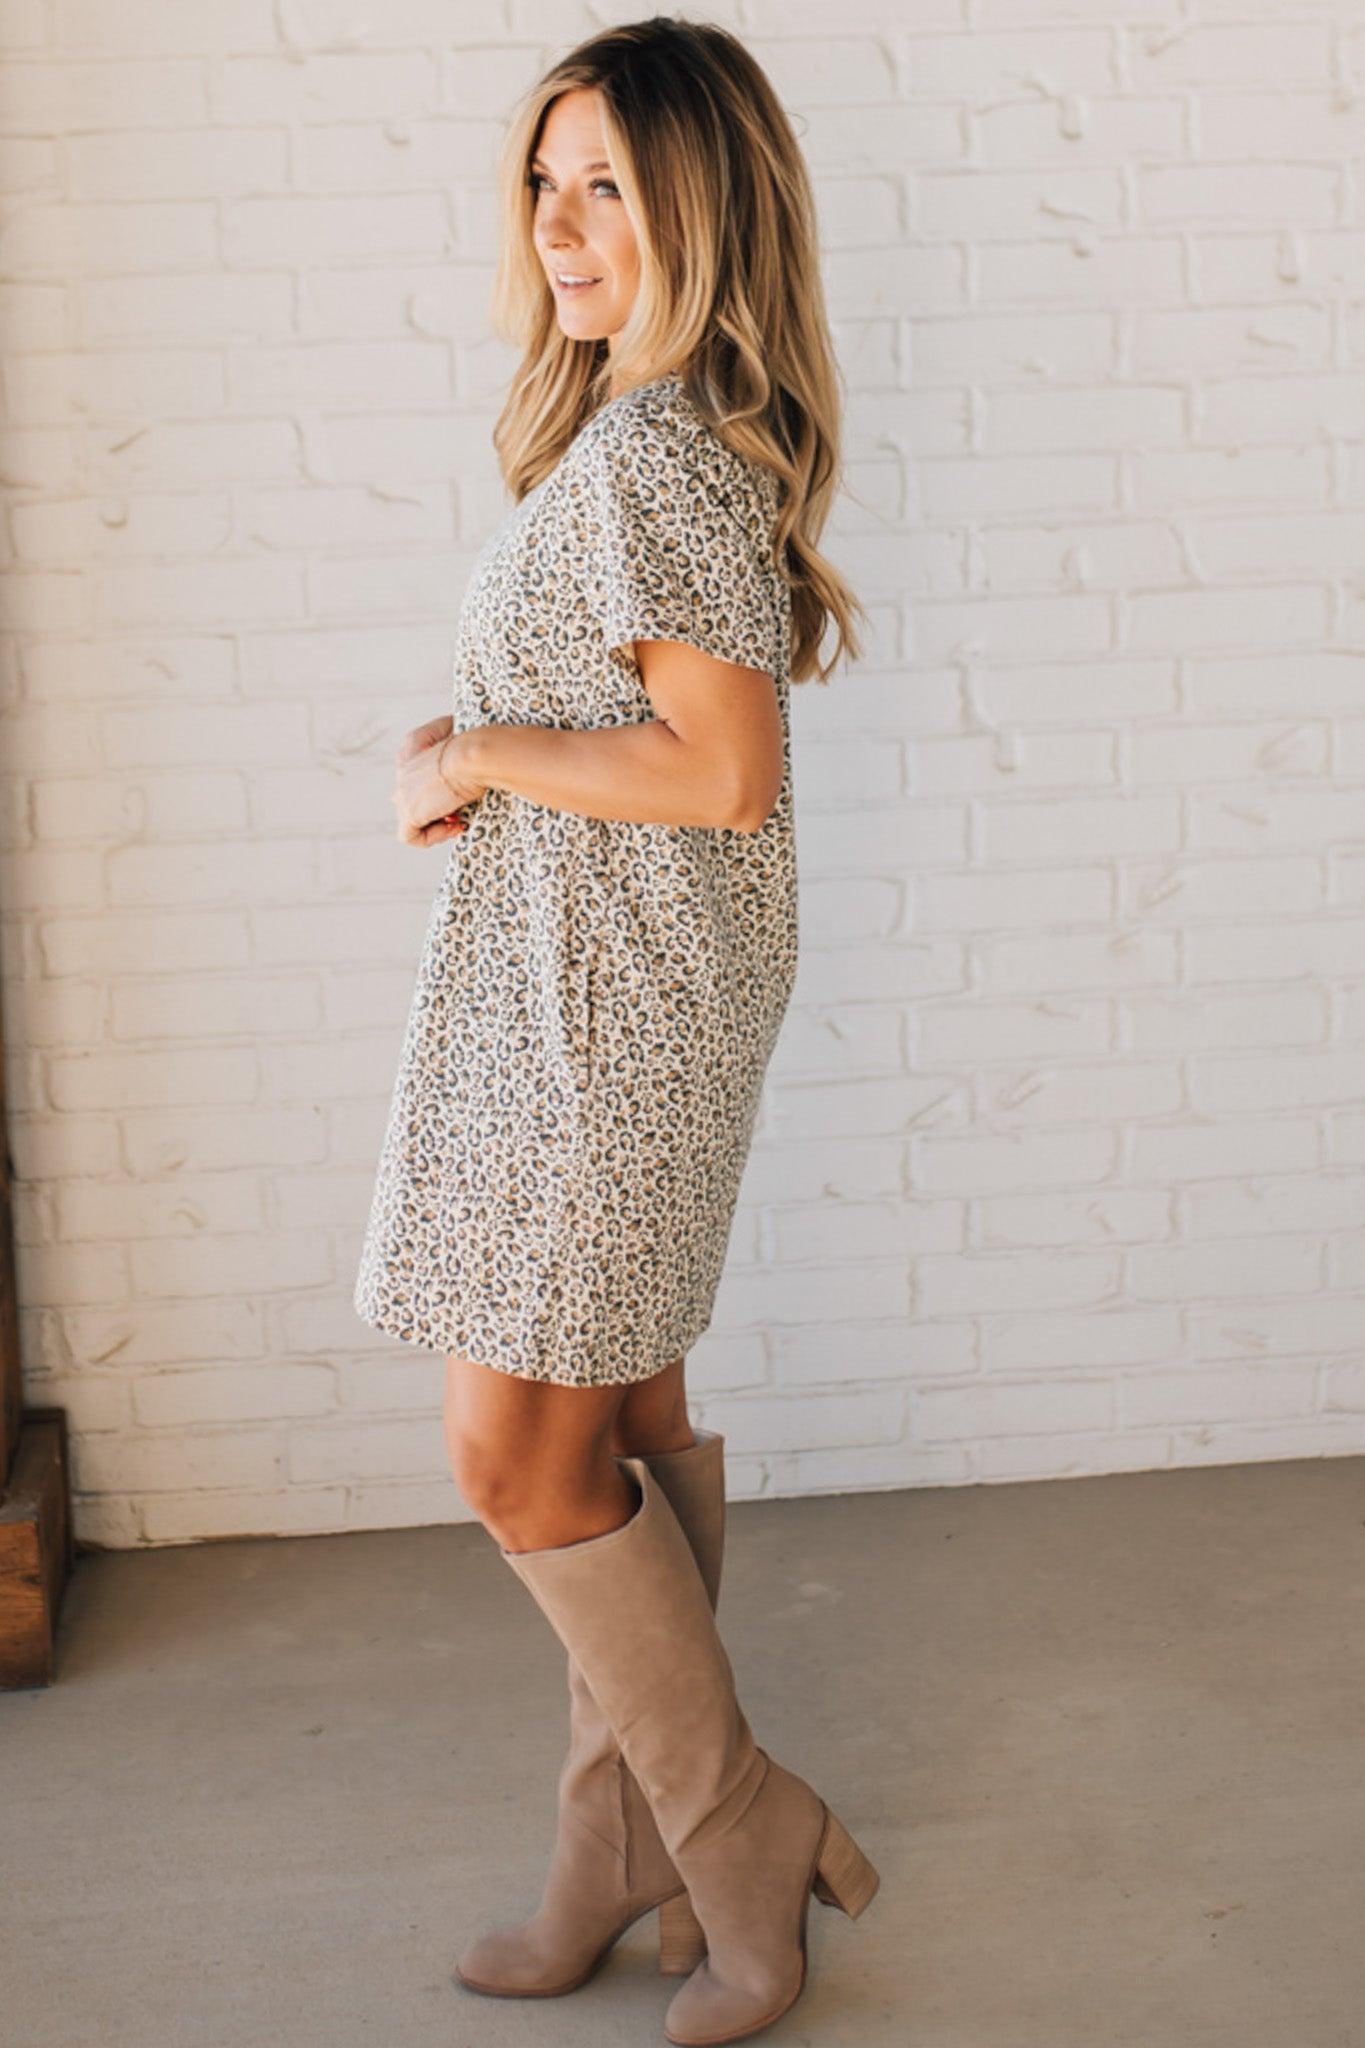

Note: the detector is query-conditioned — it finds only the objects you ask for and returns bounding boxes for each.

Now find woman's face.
[530,88,639,355]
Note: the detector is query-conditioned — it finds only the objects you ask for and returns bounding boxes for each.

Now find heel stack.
[811,1806,880,1920]
[657,1889,707,1975]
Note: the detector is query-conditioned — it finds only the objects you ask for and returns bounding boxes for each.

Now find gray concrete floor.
[3,1454,1363,2048]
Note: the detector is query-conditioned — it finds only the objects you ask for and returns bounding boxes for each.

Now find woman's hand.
[398,713,453,767]
[393,723,492,847]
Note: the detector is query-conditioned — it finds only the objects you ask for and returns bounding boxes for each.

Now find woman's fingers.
[397,815,468,847]
[396,714,454,767]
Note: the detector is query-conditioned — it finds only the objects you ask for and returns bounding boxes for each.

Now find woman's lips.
[553,274,601,294]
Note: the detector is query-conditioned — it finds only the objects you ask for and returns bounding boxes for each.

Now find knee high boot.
[452,1430,725,1998]
[499,1457,880,2048]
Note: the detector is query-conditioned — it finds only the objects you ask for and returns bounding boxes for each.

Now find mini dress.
[352,369,798,1386]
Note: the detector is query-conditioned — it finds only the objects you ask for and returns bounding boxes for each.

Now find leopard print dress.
[352,369,798,1386]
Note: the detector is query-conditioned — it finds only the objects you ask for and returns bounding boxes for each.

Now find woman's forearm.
[456,720,752,831]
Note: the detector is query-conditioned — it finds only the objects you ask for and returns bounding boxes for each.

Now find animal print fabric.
[352,370,798,1385]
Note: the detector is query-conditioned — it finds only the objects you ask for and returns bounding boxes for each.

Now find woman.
[353,18,879,2044]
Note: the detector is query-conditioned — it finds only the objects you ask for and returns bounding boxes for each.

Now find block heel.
[811,1806,880,1919]
[657,1889,707,1974]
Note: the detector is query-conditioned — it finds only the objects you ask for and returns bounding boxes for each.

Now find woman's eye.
[527,173,619,198]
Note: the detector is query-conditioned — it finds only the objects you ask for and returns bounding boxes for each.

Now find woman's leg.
[444,1349,880,2039]
[501,1455,881,2046]
[445,1349,716,1999]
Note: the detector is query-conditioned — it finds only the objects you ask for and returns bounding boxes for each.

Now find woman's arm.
[453,638,784,833]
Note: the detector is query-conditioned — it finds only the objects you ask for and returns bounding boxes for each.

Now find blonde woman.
[353,17,880,2043]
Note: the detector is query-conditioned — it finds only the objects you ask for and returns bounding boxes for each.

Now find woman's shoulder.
[569,373,780,549]
[563,372,696,477]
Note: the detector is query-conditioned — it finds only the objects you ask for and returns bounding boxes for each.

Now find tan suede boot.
[500,1457,880,2047]
[452,1430,725,1998]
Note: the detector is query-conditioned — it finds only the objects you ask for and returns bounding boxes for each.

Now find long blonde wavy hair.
[487,16,864,686]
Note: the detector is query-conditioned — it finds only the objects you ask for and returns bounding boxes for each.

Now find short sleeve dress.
[352,369,799,1386]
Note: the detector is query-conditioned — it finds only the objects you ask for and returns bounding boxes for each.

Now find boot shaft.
[504,1458,766,1853]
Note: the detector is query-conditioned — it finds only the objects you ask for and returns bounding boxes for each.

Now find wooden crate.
[0,1410,73,1688]
[0,971,74,1690]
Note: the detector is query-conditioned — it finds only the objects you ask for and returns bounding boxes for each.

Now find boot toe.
[664,1953,803,2045]
[454,1921,588,1997]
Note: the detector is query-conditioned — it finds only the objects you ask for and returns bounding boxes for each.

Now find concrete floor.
[3,1454,1363,2048]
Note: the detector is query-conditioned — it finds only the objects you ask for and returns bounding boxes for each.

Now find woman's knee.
[441,1353,630,1536]
[447,1422,644,1552]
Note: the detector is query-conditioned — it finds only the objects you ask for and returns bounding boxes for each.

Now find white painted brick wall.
[4,1,1365,1549]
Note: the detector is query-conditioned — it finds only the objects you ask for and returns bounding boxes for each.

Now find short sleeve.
[578,408,784,676]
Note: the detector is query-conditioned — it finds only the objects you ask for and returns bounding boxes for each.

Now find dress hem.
[352,1300,712,1388]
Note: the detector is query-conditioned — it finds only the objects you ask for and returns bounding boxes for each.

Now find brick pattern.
[4,2,1365,1546]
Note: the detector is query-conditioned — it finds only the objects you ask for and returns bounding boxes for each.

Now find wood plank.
[0,1413,72,1689]
[0,968,21,1483]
